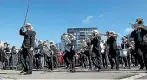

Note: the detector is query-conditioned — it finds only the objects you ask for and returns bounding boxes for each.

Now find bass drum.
[120,49,128,57]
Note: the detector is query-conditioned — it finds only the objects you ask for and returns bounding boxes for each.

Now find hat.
[92,30,99,34]
[110,31,115,34]
[49,40,54,44]
[4,42,7,44]
[24,23,33,29]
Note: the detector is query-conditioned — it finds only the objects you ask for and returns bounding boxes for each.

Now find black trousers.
[20,48,33,72]
[102,53,108,68]
[130,49,138,66]
[143,53,147,70]
[64,50,75,71]
[108,49,119,70]
[135,48,144,68]
[63,53,69,67]
[142,47,147,70]
[46,56,53,70]
[68,56,75,71]
[85,49,92,69]
[92,50,102,69]
[79,53,87,68]
[122,55,131,68]
[87,55,92,69]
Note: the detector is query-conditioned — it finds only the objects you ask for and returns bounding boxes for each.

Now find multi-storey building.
[67,27,97,50]
[55,42,62,50]
[0,40,5,47]
[125,34,131,41]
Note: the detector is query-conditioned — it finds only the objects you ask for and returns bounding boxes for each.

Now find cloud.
[125,27,133,34]
[98,14,103,18]
[82,16,94,24]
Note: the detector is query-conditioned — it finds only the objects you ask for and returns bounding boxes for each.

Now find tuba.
[61,32,75,51]
[61,32,75,45]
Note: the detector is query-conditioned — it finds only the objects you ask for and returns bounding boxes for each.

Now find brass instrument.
[38,40,43,45]
[130,18,145,30]
[99,31,119,37]
[80,40,87,48]
[136,18,144,25]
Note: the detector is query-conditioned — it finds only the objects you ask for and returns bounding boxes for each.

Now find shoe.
[116,68,119,70]
[97,69,101,72]
[124,67,127,69]
[23,72,32,75]
[111,67,114,69]
[139,67,144,70]
[88,68,92,70]
[20,70,26,74]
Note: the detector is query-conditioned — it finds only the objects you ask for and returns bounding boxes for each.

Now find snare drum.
[120,49,128,57]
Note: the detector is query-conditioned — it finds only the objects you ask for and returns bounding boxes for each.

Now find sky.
[0,0,147,48]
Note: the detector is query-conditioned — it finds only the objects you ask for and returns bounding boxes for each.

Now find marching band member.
[107,31,119,70]
[91,30,102,71]
[61,32,76,72]
[100,40,108,68]
[42,40,54,71]
[49,40,58,69]
[19,23,36,75]
[129,40,138,66]
[79,40,88,68]
[130,18,147,71]
[120,36,131,69]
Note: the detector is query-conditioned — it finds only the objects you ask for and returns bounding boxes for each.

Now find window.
[80,32,85,35]
[77,35,80,40]
[77,32,80,35]
[74,33,76,35]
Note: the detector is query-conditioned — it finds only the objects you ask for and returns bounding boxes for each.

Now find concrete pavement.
[0,67,146,79]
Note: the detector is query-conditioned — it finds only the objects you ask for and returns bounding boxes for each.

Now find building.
[0,40,5,47]
[125,34,131,41]
[55,42,62,50]
[67,27,98,50]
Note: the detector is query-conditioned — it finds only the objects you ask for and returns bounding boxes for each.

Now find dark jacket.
[108,36,117,50]
[19,28,36,49]
[91,36,101,52]
[121,42,130,49]
[131,28,147,49]
[50,45,57,55]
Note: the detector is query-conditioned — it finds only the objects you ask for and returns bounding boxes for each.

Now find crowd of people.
[0,18,147,75]
[61,18,147,73]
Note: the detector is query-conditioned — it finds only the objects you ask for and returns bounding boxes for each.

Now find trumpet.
[99,32,119,37]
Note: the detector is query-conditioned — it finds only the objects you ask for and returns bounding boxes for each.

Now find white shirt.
[100,42,105,53]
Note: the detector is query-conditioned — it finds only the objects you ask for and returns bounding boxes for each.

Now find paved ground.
[138,75,147,79]
[0,67,146,79]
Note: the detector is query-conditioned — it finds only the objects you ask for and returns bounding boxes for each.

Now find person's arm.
[128,42,132,49]
[120,43,123,49]
[19,27,25,36]
[30,31,36,49]
[130,30,135,38]
[98,36,101,41]
[142,28,147,34]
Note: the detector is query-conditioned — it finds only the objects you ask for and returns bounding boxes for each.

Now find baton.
[22,0,30,30]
